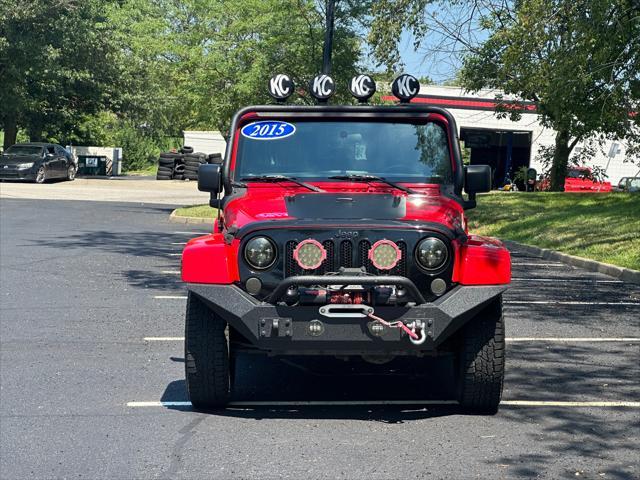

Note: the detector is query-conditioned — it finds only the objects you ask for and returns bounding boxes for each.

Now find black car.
[0,143,76,183]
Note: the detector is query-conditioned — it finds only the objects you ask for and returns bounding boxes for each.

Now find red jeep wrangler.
[181,77,511,413]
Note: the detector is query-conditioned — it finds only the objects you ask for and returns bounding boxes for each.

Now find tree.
[0,0,123,149]
[461,0,639,190]
[369,0,640,191]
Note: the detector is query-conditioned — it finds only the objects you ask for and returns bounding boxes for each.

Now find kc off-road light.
[244,236,276,270]
[416,237,448,270]
[293,239,327,270]
[268,74,294,101]
[368,239,401,270]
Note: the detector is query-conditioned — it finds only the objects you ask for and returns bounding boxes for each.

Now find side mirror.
[198,164,221,194]
[463,165,491,209]
[464,165,492,194]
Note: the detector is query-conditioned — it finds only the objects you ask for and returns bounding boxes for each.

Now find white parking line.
[167,253,182,257]
[154,295,187,299]
[506,300,639,306]
[171,242,187,245]
[173,231,208,235]
[143,336,640,343]
[511,278,622,283]
[161,271,181,275]
[144,337,185,341]
[126,400,640,408]
[506,337,640,342]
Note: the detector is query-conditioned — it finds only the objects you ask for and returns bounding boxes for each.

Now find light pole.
[322,0,336,75]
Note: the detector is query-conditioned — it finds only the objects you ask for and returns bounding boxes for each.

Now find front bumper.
[188,283,507,355]
[0,168,36,180]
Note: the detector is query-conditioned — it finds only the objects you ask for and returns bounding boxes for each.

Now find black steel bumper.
[187,282,507,355]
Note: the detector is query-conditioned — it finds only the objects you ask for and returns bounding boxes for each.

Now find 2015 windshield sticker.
[241,121,296,140]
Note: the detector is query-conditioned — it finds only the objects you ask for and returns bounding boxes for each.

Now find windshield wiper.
[239,175,323,192]
[328,174,418,194]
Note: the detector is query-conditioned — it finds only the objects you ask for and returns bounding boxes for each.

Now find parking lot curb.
[502,240,640,284]
[169,210,213,224]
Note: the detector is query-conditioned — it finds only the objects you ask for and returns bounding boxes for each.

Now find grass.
[174,204,218,218]
[173,193,640,270]
[124,163,158,176]
[466,192,640,270]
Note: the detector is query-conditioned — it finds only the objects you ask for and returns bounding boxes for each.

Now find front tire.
[185,292,231,409]
[67,165,76,181]
[35,166,46,184]
[457,297,505,414]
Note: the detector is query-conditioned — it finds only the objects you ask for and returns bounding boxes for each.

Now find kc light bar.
[267,72,420,104]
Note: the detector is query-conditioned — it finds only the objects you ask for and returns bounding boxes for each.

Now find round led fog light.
[293,239,327,270]
[368,239,401,270]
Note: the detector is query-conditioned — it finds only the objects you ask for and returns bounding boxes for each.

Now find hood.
[223,185,465,232]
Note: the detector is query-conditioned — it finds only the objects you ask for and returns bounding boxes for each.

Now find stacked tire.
[183,153,208,181]
[157,152,181,180]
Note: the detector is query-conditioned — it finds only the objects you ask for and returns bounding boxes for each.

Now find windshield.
[4,145,43,156]
[235,120,453,183]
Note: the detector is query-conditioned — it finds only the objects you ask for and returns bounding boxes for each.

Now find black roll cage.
[222,105,465,201]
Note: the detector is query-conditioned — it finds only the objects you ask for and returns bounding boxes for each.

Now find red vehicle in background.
[538,166,612,192]
[181,74,511,414]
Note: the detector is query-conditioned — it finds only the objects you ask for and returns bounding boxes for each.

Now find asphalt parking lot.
[1,196,638,479]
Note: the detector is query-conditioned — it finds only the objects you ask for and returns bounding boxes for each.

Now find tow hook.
[407,320,427,345]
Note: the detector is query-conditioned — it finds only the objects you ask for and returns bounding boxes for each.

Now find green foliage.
[1,0,363,163]
[0,0,124,147]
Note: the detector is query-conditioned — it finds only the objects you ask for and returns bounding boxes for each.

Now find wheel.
[457,296,505,414]
[35,166,46,184]
[158,159,176,167]
[173,164,186,174]
[185,292,231,409]
[157,167,173,175]
[181,146,194,154]
[66,165,76,181]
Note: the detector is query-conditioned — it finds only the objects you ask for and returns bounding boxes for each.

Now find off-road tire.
[457,296,505,414]
[185,292,231,409]
[181,146,194,154]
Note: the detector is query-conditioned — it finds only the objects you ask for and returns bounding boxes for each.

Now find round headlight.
[244,236,276,270]
[416,237,448,270]
[368,239,401,270]
[293,239,327,270]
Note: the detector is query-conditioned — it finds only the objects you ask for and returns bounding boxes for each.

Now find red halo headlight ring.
[293,239,327,270]
[368,239,402,270]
